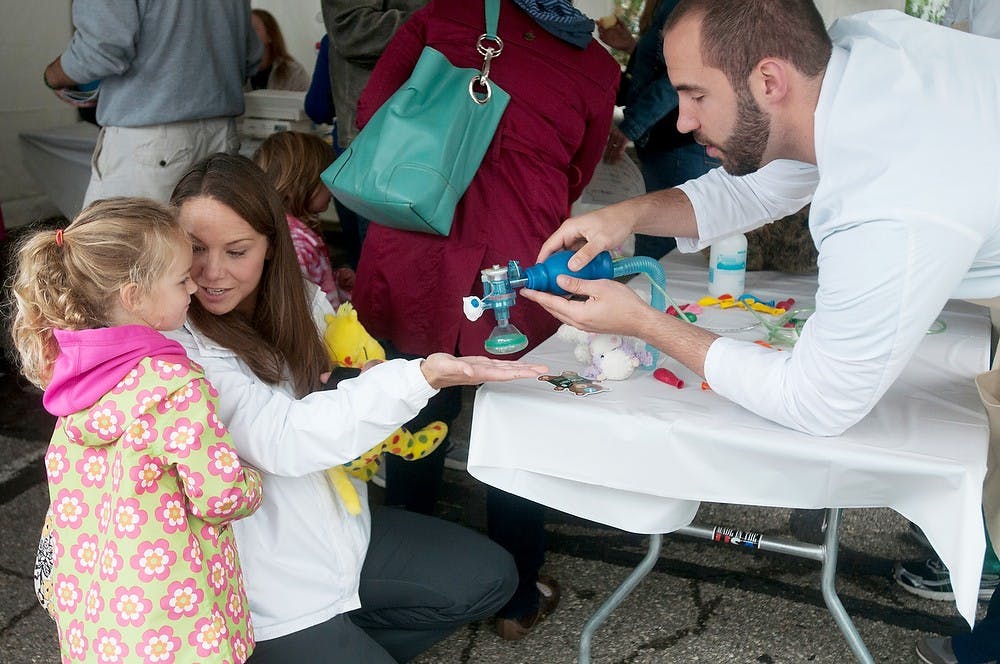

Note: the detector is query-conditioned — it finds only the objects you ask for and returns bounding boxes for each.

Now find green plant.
[905,0,949,24]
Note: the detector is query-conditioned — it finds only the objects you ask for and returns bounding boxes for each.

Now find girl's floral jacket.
[37,325,262,664]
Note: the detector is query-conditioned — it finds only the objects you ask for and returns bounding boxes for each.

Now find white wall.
[0,1,76,225]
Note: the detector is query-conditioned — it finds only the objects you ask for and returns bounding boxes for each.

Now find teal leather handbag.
[321,0,508,236]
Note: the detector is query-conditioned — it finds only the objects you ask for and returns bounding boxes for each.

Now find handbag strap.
[472,0,503,105]
[485,0,500,39]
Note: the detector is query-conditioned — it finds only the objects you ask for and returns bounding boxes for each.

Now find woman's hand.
[335,267,356,292]
[604,125,630,164]
[419,354,548,389]
[597,18,636,53]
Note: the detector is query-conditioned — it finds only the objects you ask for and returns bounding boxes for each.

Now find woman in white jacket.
[167,154,546,663]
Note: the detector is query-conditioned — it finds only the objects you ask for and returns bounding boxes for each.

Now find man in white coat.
[521,1,1000,662]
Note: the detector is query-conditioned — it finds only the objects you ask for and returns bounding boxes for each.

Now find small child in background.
[11,199,263,663]
[253,131,355,307]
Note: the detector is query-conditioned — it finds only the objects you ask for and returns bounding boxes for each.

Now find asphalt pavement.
[0,380,983,663]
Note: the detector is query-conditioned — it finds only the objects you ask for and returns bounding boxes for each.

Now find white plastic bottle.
[708,233,748,297]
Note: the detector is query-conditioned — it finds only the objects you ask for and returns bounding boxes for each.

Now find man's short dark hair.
[664,0,832,93]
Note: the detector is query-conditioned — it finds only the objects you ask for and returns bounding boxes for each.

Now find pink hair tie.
[54,229,64,247]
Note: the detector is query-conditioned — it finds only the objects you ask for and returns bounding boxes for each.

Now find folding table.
[468,251,990,663]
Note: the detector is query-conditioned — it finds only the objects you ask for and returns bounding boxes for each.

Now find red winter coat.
[352,0,619,358]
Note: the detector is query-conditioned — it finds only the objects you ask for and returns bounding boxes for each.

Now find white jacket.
[676,11,1000,436]
[167,286,438,640]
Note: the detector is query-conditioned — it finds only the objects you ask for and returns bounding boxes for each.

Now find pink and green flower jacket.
[36,325,263,664]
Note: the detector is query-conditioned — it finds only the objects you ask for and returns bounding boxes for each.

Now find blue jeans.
[633,141,720,260]
[953,587,1000,662]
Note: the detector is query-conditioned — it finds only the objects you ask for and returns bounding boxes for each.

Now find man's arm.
[43,57,78,89]
[322,0,419,65]
[528,215,980,436]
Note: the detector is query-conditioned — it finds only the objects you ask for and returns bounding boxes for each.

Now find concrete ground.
[0,380,983,663]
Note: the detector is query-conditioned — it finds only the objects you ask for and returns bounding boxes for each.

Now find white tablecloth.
[19,122,99,219]
[469,251,990,626]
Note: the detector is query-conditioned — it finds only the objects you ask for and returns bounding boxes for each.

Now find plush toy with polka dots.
[324,303,447,514]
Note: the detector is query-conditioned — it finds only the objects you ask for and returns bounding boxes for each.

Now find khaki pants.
[83,117,238,207]
[974,298,1000,558]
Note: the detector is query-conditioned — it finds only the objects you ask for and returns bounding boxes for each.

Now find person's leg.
[350,507,517,662]
[331,198,365,271]
[951,587,1000,662]
[487,486,546,620]
[246,614,396,664]
[382,342,462,515]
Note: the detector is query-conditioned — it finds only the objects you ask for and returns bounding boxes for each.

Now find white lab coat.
[676,10,1000,435]
[167,285,438,640]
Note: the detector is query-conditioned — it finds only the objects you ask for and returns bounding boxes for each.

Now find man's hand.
[537,188,699,272]
[521,273,718,380]
[53,88,98,108]
[43,56,97,108]
[519,275,650,338]
[536,205,635,271]
[419,354,548,389]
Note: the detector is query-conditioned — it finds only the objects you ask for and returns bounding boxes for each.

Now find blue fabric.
[952,586,1000,662]
[951,525,1000,663]
[633,141,719,259]
[511,0,594,49]
[305,34,334,125]
[618,0,681,145]
[619,0,719,260]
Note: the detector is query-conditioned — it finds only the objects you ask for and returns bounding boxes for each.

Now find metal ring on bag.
[469,76,492,105]
[477,34,503,57]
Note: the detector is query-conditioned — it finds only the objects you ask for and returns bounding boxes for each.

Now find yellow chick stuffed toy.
[324,303,447,515]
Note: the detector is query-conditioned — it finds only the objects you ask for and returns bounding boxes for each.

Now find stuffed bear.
[556,323,653,381]
[323,303,447,514]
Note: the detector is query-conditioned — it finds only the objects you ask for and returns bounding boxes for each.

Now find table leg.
[821,508,875,664]
[674,509,874,663]
[579,533,662,663]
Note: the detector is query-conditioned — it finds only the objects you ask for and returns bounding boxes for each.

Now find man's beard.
[719,88,771,176]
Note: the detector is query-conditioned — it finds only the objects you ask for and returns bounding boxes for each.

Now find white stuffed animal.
[556,324,652,381]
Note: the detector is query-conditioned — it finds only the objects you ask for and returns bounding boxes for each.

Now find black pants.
[382,347,548,621]
[247,508,517,663]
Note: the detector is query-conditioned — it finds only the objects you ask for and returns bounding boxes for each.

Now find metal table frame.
[578,508,874,664]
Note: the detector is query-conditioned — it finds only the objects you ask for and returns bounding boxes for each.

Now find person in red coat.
[352,0,619,640]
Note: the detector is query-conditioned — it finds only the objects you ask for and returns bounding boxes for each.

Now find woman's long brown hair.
[170,154,329,397]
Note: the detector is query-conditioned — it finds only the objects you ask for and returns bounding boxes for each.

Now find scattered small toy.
[653,367,684,389]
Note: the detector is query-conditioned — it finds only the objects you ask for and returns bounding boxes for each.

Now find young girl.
[252,131,354,308]
[11,199,263,663]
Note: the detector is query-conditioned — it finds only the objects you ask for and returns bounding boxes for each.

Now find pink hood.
[44,326,189,417]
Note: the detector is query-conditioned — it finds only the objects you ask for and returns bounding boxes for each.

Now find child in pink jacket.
[11,198,263,663]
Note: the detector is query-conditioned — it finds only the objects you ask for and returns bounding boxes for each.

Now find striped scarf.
[511,0,595,49]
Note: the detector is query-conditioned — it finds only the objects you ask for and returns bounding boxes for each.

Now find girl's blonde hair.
[9,198,188,388]
[252,131,335,226]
